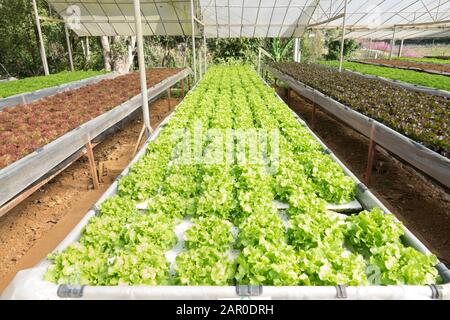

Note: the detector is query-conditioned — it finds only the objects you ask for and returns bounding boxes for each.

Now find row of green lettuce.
[318,60,450,91]
[0,70,107,98]
[44,65,440,287]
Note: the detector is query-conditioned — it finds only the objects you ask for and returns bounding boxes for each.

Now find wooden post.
[181,79,185,98]
[187,76,191,90]
[132,124,146,158]
[311,102,317,129]
[85,141,100,189]
[365,124,376,185]
[32,0,49,75]
[167,88,172,111]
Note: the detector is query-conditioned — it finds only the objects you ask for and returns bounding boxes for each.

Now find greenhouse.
[0,0,449,302]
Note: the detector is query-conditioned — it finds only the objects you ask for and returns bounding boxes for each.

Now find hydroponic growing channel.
[3,65,448,300]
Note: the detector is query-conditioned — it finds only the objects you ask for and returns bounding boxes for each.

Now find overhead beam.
[38,16,64,23]
[313,21,450,32]
[307,13,345,29]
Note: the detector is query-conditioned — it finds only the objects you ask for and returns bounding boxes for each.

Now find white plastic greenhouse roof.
[308,0,450,40]
[48,0,450,39]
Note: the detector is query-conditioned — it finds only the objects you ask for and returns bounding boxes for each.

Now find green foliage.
[319,60,450,91]
[368,244,440,285]
[0,70,106,98]
[235,239,302,285]
[345,208,404,254]
[396,56,450,65]
[324,38,359,60]
[208,38,262,64]
[174,247,236,285]
[288,211,346,250]
[184,216,235,251]
[298,243,368,286]
[237,212,286,248]
[267,38,294,62]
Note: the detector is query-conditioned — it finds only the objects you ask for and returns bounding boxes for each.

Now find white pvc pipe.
[294,38,299,62]
[133,0,152,135]
[198,48,203,80]
[32,0,49,75]
[389,27,396,60]
[257,48,262,75]
[338,0,347,72]
[64,24,74,72]
[203,29,207,72]
[398,39,404,57]
[190,0,197,82]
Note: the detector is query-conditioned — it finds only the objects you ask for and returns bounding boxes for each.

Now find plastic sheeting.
[309,0,450,40]
[46,0,450,39]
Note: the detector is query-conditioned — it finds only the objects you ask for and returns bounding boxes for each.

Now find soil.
[361,59,450,74]
[0,96,180,293]
[282,89,450,265]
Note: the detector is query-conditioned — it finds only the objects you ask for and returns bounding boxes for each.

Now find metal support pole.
[190,0,197,82]
[294,38,299,62]
[198,48,203,80]
[257,48,262,75]
[133,0,152,135]
[338,0,348,72]
[32,0,49,75]
[203,29,207,72]
[389,27,396,60]
[398,39,404,57]
[64,24,74,72]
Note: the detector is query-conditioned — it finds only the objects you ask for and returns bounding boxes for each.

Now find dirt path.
[284,90,450,266]
[0,96,180,293]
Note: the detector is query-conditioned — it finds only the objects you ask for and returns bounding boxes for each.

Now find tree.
[267,38,293,62]
[0,0,104,77]
[324,37,359,60]
[208,38,262,64]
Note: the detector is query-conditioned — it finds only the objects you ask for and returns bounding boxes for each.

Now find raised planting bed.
[0,68,191,210]
[0,73,118,110]
[0,68,181,169]
[3,66,448,300]
[0,70,107,99]
[318,60,450,92]
[270,62,450,159]
[266,63,450,188]
[354,59,450,76]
